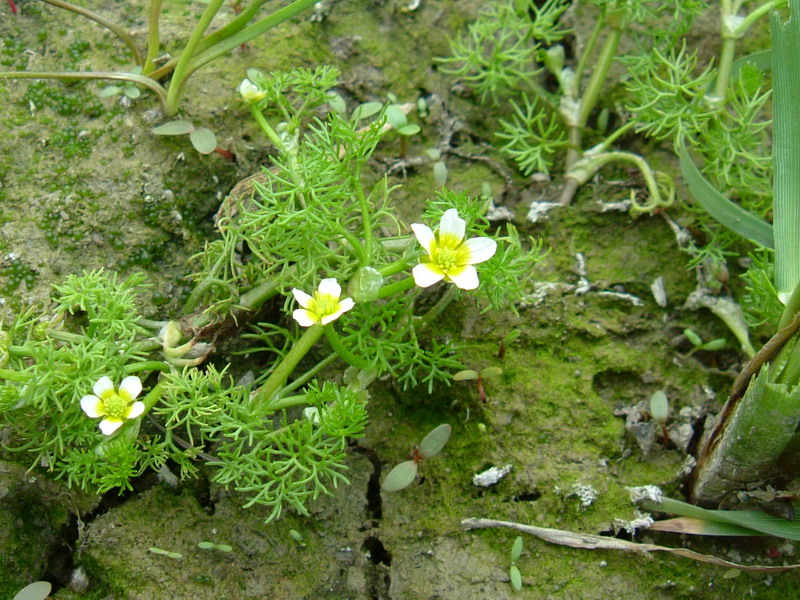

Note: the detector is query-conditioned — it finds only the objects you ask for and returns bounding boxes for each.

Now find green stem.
[414,286,458,330]
[0,71,168,112]
[279,352,338,396]
[39,0,143,65]
[251,106,286,151]
[141,379,168,412]
[193,0,272,55]
[143,0,163,76]
[323,324,370,369]
[185,0,319,75]
[378,277,416,298]
[571,12,605,100]
[711,36,737,107]
[266,393,309,412]
[164,0,226,116]
[123,361,171,375]
[567,12,623,169]
[379,259,410,277]
[352,166,373,265]
[0,368,32,382]
[253,324,325,406]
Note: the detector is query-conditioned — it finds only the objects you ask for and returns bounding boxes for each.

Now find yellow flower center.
[310,292,339,318]
[431,234,467,274]
[103,392,129,419]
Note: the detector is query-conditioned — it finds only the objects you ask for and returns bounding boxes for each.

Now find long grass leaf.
[642,496,800,541]
[771,9,800,301]
[678,141,773,248]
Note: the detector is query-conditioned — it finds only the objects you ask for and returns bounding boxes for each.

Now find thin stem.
[352,166,373,265]
[38,0,143,65]
[414,286,458,330]
[265,393,309,412]
[571,12,605,100]
[323,324,370,369]
[185,0,319,75]
[378,259,410,277]
[0,368,32,382]
[378,277,416,299]
[164,0,226,116]
[123,361,171,375]
[194,0,272,55]
[279,352,338,396]
[566,12,623,169]
[251,106,286,151]
[253,324,325,406]
[0,71,168,113]
[143,0,162,76]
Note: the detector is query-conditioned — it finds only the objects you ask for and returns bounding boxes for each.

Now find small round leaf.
[326,91,347,116]
[152,120,195,136]
[419,424,451,459]
[13,582,52,600]
[683,328,702,347]
[396,124,420,136]
[433,161,448,187]
[351,102,383,121]
[701,338,727,351]
[385,105,407,128]
[649,390,669,424]
[124,86,141,99]
[480,366,503,379]
[509,565,522,591]
[190,127,217,154]
[100,85,121,97]
[510,536,523,562]
[382,460,418,492]
[197,541,216,550]
[453,370,479,381]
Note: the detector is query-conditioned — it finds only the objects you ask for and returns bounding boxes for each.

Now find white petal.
[292,288,313,308]
[293,308,318,327]
[125,401,145,420]
[448,265,479,290]
[119,376,142,401]
[80,395,105,418]
[411,223,436,255]
[463,237,497,264]
[99,418,124,435]
[93,376,114,398]
[317,278,341,298]
[412,263,446,288]
[320,297,355,325]
[439,209,465,242]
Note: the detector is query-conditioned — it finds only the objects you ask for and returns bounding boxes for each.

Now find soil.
[1,1,798,599]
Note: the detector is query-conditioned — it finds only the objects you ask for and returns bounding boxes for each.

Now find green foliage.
[0,67,538,522]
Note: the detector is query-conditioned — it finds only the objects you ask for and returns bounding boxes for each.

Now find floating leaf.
[382,460,418,491]
[419,424,452,459]
[152,120,195,136]
[190,128,217,154]
[13,582,52,600]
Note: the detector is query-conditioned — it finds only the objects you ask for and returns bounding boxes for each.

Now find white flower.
[238,78,266,103]
[410,208,497,290]
[80,375,145,435]
[291,278,355,327]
